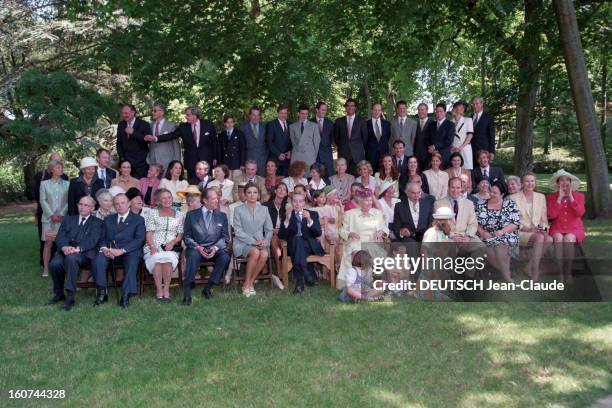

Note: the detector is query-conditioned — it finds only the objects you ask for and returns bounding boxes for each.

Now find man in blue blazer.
[182,188,230,305]
[116,104,151,179]
[49,196,102,311]
[279,193,324,294]
[93,193,145,308]
[266,104,292,176]
[365,103,391,170]
[426,102,455,167]
[311,102,334,177]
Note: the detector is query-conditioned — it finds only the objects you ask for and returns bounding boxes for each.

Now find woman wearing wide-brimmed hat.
[546,169,585,281]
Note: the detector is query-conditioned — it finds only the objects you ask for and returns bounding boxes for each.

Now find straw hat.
[176,185,201,200]
[432,206,454,219]
[549,169,581,191]
[79,157,97,169]
[378,181,395,197]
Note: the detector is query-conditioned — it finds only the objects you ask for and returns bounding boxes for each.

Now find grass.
[0,210,611,408]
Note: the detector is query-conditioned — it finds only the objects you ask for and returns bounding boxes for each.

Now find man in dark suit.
[426,102,455,167]
[471,96,496,164]
[334,98,367,176]
[218,113,246,178]
[145,106,217,180]
[116,104,151,179]
[34,153,69,267]
[414,103,432,170]
[393,182,434,242]
[471,150,505,193]
[240,106,268,177]
[311,101,334,177]
[92,193,145,308]
[48,196,102,311]
[279,192,324,294]
[266,104,292,176]
[391,140,409,176]
[365,103,391,170]
[94,148,118,189]
[182,188,230,305]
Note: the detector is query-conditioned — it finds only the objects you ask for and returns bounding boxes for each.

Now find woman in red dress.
[546,169,585,281]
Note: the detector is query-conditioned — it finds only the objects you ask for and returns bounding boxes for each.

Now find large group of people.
[34,96,587,309]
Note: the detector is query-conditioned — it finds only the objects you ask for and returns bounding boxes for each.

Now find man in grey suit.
[290,104,320,167]
[389,100,417,157]
[334,98,367,176]
[147,102,180,170]
[182,188,230,305]
[240,106,268,177]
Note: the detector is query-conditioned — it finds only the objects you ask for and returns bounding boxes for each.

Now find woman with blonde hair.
[40,159,69,276]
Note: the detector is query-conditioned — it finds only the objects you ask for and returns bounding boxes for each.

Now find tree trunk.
[553,0,611,218]
[600,37,607,146]
[480,50,486,97]
[512,0,543,176]
[363,74,372,114]
[23,160,37,201]
[386,80,396,120]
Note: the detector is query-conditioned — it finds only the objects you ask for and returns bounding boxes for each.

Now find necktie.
[227,130,232,139]
[118,216,124,228]
[437,121,441,130]
[453,199,458,220]
[252,123,258,138]
[296,212,302,236]
[484,168,488,178]
[154,122,160,137]
[420,119,425,130]
[397,158,402,169]
[400,118,404,129]
[282,121,288,135]
[347,117,353,138]
[79,217,85,227]
[300,122,304,135]
[374,120,381,141]
[317,119,323,134]
[192,124,199,147]
[474,114,479,128]
[205,211,212,229]
[100,170,106,186]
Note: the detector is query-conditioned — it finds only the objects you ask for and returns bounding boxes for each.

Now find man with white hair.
[393,182,434,242]
[49,196,102,311]
[147,102,179,170]
[470,96,495,164]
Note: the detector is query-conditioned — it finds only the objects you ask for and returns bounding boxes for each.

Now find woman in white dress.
[143,188,185,301]
[377,181,401,233]
[207,164,234,213]
[451,101,474,170]
[159,160,189,207]
[338,189,388,289]
[355,160,379,194]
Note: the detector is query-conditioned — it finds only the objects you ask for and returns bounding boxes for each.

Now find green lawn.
[0,211,611,408]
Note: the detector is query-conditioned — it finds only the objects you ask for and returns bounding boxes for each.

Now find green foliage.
[1,69,115,163]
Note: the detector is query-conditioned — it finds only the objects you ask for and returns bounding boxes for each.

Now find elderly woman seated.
[476,181,521,282]
[546,169,586,282]
[337,188,388,289]
[93,189,114,220]
[509,172,552,280]
[143,188,186,301]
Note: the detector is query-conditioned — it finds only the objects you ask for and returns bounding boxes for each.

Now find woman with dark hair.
[446,152,471,180]
[374,154,399,198]
[476,180,520,282]
[111,159,140,191]
[282,160,309,194]
[126,187,150,218]
[139,163,164,207]
[264,159,284,198]
[233,182,273,297]
[264,182,289,289]
[307,162,328,191]
[398,155,430,197]
[207,164,234,213]
[159,160,188,207]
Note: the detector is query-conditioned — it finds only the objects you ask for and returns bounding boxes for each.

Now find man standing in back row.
[266,104,292,176]
[389,100,417,157]
[290,104,320,168]
[240,106,268,177]
[470,96,496,164]
[334,98,367,176]
[117,104,151,179]
[312,102,334,177]
[145,106,217,180]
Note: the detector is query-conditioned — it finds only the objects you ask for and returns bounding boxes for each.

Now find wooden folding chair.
[280,240,335,288]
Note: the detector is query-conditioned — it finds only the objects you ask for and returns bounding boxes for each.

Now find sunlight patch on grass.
[458,391,513,407]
